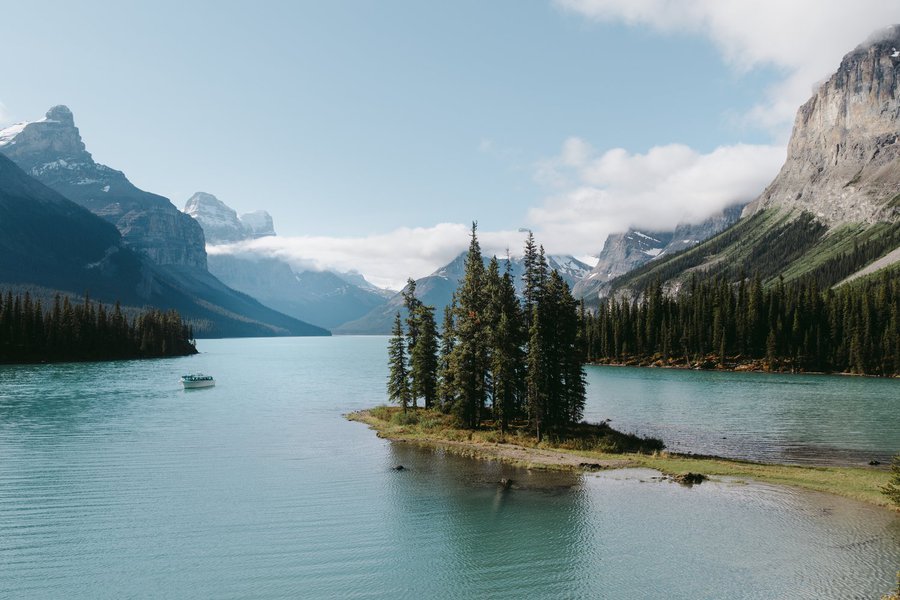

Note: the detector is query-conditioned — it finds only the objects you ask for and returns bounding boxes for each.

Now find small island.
[348,406,898,511]
[354,226,899,513]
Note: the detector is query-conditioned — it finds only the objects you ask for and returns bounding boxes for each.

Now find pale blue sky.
[1,1,771,233]
[2,0,898,286]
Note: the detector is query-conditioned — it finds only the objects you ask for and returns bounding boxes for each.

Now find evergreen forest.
[388,225,586,440]
[583,270,899,376]
[0,291,197,363]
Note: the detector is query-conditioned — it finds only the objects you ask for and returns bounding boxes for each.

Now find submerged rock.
[392,465,406,471]
[673,472,707,486]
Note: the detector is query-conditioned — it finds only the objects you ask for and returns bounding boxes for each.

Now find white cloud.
[555,0,900,135]
[208,5,898,284]
[210,140,785,286]
[528,138,785,255]
[207,223,525,291]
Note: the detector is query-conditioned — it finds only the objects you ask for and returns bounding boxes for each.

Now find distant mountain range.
[184,192,392,329]
[184,192,275,244]
[593,27,900,301]
[336,252,592,335]
[2,29,895,337]
[572,205,744,301]
[0,108,328,337]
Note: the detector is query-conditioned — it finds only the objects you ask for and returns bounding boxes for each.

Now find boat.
[181,373,215,389]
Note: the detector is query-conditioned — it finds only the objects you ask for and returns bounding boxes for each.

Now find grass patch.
[349,406,663,454]
[632,454,894,508]
[348,406,897,511]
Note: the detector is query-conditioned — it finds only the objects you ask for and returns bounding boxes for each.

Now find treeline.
[0,291,197,363]
[388,225,586,440]
[583,270,899,376]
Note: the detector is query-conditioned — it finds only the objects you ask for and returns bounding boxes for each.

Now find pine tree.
[488,258,524,433]
[449,222,489,427]
[526,305,546,442]
[437,299,457,413]
[386,312,411,412]
[410,304,439,409]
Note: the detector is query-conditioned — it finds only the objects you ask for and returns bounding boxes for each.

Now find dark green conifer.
[387,312,410,412]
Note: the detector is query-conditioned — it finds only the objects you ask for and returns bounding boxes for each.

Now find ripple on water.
[0,338,897,599]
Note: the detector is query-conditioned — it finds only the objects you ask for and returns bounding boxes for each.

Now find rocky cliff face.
[183,192,247,243]
[241,210,276,238]
[0,106,207,268]
[183,192,276,244]
[572,205,743,300]
[744,25,900,224]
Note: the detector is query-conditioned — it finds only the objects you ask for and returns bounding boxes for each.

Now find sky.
[2,0,899,289]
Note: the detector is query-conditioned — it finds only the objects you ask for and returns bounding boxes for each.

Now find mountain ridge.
[596,26,900,300]
[0,106,207,268]
[0,153,329,337]
[185,192,391,329]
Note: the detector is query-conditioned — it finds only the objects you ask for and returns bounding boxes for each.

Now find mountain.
[573,205,743,301]
[335,252,591,335]
[0,154,328,337]
[185,192,390,329]
[206,254,387,329]
[596,27,900,300]
[0,106,206,268]
[183,192,276,244]
[0,108,327,337]
[743,28,900,225]
[334,270,397,299]
[0,152,132,294]
[240,210,276,238]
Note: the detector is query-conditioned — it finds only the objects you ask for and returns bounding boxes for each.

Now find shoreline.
[347,408,898,512]
[586,358,899,378]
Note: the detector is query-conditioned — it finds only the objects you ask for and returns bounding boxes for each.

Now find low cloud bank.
[528,139,785,255]
[207,223,526,290]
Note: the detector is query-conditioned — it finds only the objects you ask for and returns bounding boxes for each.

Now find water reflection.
[383,443,596,598]
[0,338,897,599]
[584,365,900,465]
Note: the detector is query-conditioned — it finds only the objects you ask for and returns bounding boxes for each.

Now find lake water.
[583,364,900,465]
[0,336,897,599]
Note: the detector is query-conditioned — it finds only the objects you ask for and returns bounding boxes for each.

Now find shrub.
[390,410,420,426]
[370,406,394,422]
[882,454,900,508]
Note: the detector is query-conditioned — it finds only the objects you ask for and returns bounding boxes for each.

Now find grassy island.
[348,406,897,511]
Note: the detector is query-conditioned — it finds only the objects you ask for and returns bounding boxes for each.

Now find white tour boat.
[181,373,215,389]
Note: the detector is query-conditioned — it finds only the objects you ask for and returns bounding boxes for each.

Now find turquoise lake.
[0,336,898,599]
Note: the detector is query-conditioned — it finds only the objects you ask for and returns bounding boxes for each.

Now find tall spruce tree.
[410,304,439,409]
[437,298,457,413]
[526,305,547,442]
[489,259,525,433]
[449,222,489,427]
[402,278,422,406]
[387,312,411,412]
[522,231,540,329]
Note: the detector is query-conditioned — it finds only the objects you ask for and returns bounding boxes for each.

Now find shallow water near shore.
[584,364,900,465]
[0,336,898,598]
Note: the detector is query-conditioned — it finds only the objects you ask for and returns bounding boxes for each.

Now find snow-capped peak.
[0,122,28,148]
